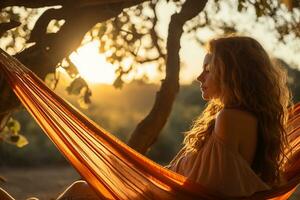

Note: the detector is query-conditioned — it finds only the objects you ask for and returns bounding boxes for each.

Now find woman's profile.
[0,35,292,199]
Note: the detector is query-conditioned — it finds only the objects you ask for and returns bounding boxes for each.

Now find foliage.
[185,0,300,50]
[66,77,92,109]
[0,7,40,53]
[0,117,28,148]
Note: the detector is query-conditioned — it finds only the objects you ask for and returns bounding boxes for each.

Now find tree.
[0,0,299,154]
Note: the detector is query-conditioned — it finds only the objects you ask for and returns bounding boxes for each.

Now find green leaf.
[63,59,79,78]
[15,134,28,148]
[77,87,91,109]
[82,88,92,104]
[3,133,28,148]
[78,98,89,109]
[0,117,28,148]
[238,3,243,12]
[113,76,124,89]
[6,118,20,134]
[66,77,88,95]
[44,73,57,89]
[98,24,107,36]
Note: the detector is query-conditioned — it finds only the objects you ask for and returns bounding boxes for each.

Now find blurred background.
[1,0,300,199]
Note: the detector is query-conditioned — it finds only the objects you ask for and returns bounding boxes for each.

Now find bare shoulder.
[216,108,257,124]
[214,108,258,151]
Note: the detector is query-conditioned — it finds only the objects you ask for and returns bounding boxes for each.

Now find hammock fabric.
[0,49,300,200]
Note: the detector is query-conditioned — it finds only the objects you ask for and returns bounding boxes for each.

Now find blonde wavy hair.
[183,35,291,187]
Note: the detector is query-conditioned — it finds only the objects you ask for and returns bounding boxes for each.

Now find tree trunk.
[128,0,208,154]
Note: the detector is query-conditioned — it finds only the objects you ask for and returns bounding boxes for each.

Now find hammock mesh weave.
[1,49,300,200]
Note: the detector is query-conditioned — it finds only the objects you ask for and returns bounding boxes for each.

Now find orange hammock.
[0,49,300,200]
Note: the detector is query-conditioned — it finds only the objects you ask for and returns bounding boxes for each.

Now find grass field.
[0,166,80,200]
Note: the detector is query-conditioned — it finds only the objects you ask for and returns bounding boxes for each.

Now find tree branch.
[149,2,165,58]
[0,0,146,9]
[1,0,66,9]
[28,8,66,43]
[0,20,21,37]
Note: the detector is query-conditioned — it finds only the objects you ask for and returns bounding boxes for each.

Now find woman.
[166,35,291,197]
[0,35,291,199]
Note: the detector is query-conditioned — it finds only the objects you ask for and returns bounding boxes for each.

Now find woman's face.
[197,53,221,101]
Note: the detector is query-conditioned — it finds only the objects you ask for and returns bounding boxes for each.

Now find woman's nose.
[197,75,201,82]
[197,72,204,82]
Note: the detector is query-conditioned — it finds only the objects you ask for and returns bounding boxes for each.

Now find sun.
[69,40,116,84]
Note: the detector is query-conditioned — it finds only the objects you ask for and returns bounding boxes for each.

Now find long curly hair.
[183,35,291,187]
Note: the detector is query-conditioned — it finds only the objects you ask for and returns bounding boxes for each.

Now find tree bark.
[128,0,208,154]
